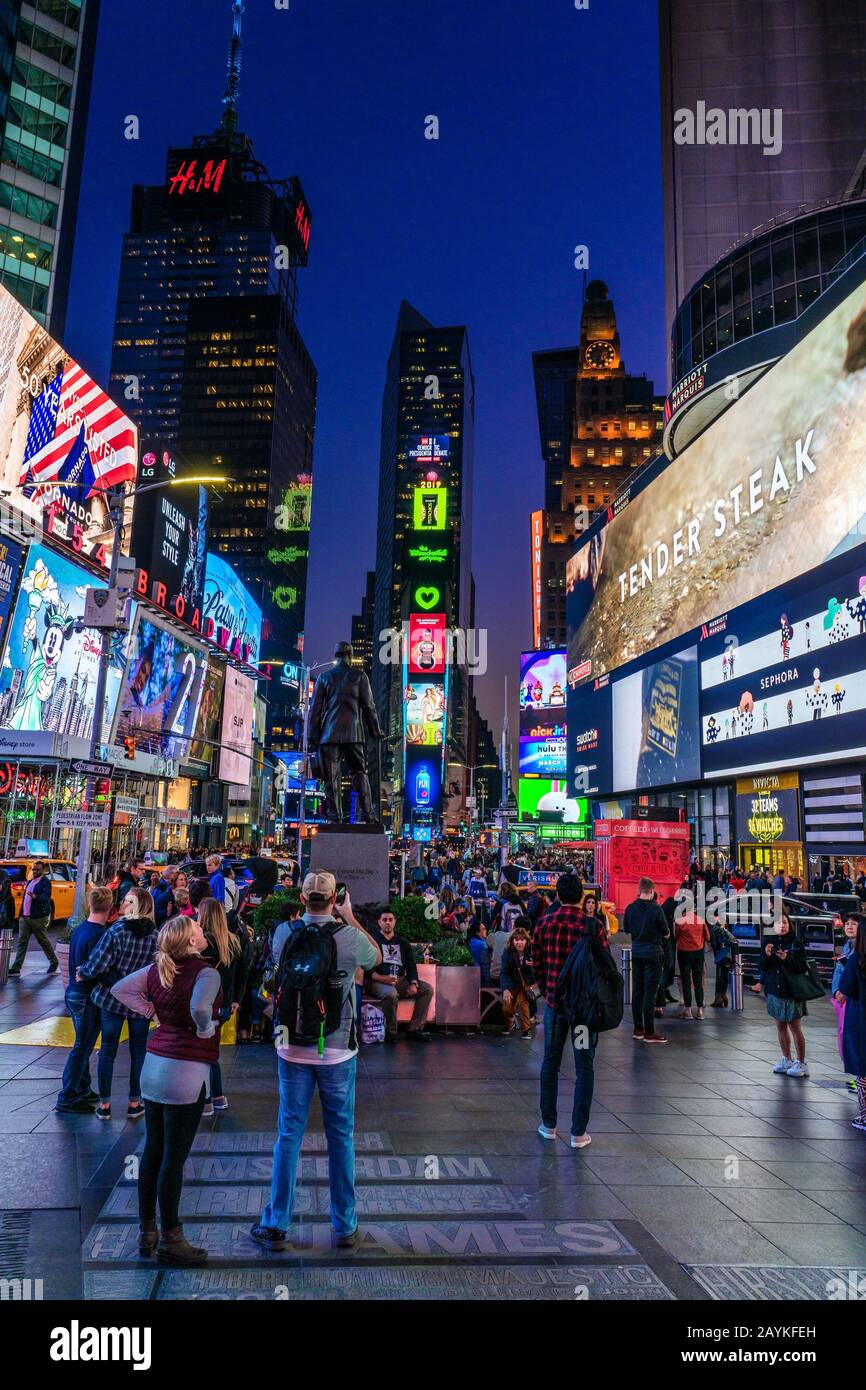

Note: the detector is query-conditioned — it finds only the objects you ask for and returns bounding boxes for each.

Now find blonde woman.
[111,914,223,1267]
[76,886,157,1120]
[198,898,245,1114]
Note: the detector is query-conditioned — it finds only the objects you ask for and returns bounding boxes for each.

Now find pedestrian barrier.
[729,954,744,1011]
[0,928,13,986]
[620,945,632,1005]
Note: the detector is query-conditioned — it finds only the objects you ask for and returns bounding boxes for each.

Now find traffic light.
[124,736,136,761]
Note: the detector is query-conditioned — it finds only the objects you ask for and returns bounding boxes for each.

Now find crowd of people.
[6,835,866,1263]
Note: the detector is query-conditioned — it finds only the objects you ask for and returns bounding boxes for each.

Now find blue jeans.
[98,1009,150,1101]
[540,1004,596,1136]
[261,1055,357,1236]
[57,986,101,1105]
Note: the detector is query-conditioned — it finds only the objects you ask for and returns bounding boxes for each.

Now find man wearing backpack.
[250,872,381,1252]
[532,874,595,1148]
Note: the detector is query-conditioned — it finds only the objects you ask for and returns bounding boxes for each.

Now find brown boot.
[138,1221,158,1257]
[156,1225,208,1267]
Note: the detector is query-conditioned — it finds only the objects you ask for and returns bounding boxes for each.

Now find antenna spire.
[220,0,245,134]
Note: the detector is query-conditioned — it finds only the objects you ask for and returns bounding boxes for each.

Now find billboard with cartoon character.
[0,543,125,741]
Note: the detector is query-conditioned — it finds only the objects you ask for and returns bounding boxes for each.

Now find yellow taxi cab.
[0,849,82,926]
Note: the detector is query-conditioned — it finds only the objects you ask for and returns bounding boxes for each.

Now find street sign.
[114,794,140,816]
[71,761,113,779]
[465,796,477,809]
[54,811,111,831]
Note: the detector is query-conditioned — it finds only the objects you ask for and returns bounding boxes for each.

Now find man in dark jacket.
[366,908,433,1042]
[308,641,385,823]
[8,861,56,975]
[622,877,670,1043]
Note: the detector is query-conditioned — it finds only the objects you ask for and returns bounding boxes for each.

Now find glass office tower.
[0,0,100,335]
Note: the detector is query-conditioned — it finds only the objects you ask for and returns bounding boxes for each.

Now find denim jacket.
[832,938,855,994]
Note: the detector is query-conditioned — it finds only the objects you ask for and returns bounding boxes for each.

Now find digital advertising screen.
[404,743,443,816]
[186,660,225,771]
[567,269,866,798]
[0,285,137,572]
[412,485,447,531]
[612,645,701,792]
[519,712,568,777]
[0,535,22,651]
[517,777,587,824]
[219,667,256,789]
[113,610,207,762]
[0,542,125,743]
[700,544,866,778]
[408,435,450,467]
[520,649,568,710]
[734,773,801,847]
[132,444,207,625]
[408,613,446,675]
[404,681,446,746]
[567,274,866,687]
[202,551,262,667]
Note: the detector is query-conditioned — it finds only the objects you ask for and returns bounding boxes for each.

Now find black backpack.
[274,919,348,1055]
[555,930,624,1035]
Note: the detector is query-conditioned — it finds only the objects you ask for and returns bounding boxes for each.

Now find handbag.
[785,958,825,1003]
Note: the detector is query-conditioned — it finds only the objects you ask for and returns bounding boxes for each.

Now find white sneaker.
[786,1060,809,1078]
[772,1056,794,1074]
[695,1007,704,1020]
[676,1007,693,1020]
[537,1123,557,1140]
[570,1133,591,1149]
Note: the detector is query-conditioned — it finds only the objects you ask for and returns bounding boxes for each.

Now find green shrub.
[432,939,474,966]
[251,889,301,939]
[390,894,442,942]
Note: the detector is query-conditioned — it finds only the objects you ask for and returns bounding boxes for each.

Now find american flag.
[19,361,137,501]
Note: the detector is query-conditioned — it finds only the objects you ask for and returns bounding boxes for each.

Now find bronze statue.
[308,642,385,823]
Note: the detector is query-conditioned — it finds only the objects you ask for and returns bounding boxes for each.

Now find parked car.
[719,890,840,983]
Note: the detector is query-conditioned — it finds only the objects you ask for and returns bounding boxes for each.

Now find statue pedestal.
[310,825,389,909]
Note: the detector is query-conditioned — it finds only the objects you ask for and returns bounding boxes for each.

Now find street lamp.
[69,475,229,925]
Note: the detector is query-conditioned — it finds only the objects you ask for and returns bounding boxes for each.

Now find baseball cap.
[302,871,337,904]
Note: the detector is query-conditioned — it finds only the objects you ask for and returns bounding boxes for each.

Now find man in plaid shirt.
[532,873,596,1149]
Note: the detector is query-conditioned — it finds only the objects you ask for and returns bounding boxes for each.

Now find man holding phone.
[367,908,433,1042]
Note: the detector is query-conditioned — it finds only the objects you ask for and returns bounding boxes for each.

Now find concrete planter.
[433,964,480,1026]
[55,943,71,990]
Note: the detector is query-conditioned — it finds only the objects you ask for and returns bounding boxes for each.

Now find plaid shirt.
[77,919,157,1015]
[532,904,586,1007]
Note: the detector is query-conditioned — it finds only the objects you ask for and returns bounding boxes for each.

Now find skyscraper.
[531,281,664,646]
[0,0,101,335]
[350,569,376,677]
[372,300,475,830]
[109,2,316,746]
[659,0,866,372]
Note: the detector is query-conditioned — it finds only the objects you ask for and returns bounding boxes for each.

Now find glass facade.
[672,200,866,382]
[0,0,96,331]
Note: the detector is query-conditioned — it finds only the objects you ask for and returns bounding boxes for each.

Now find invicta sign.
[746,793,785,843]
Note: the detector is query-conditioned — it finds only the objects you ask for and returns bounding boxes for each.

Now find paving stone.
[151,1263,674,1300]
[84,1218,637,1263]
[685,1264,866,1300]
[186,1130,390,1154]
[101,1183,518,1220]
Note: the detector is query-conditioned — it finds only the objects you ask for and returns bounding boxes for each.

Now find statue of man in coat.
[308,641,385,823]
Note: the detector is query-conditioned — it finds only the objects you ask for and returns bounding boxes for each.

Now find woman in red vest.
[111,915,223,1267]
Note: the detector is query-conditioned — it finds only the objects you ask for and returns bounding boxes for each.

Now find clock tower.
[578,279,623,377]
[531,279,665,646]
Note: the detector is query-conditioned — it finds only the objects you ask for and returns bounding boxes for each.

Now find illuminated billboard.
[567,274,866,688]
[518,777,586,823]
[530,511,543,649]
[219,667,256,789]
[520,648,567,779]
[408,613,446,675]
[0,284,137,571]
[132,442,207,627]
[113,610,207,763]
[404,681,446,745]
[567,269,866,797]
[202,552,262,668]
[408,435,450,467]
[187,660,225,771]
[0,543,124,743]
[412,485,447,531]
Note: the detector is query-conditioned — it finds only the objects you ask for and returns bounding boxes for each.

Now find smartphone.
[335,882,347,906]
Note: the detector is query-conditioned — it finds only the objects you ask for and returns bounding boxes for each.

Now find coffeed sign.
[735,772,800,846]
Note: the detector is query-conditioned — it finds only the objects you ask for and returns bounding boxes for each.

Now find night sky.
[65,0,666,736]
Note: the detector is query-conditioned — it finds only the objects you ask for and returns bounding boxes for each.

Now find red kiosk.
[593,819,691,915]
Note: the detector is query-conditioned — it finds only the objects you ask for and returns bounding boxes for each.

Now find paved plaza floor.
[1,943,866,1302]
